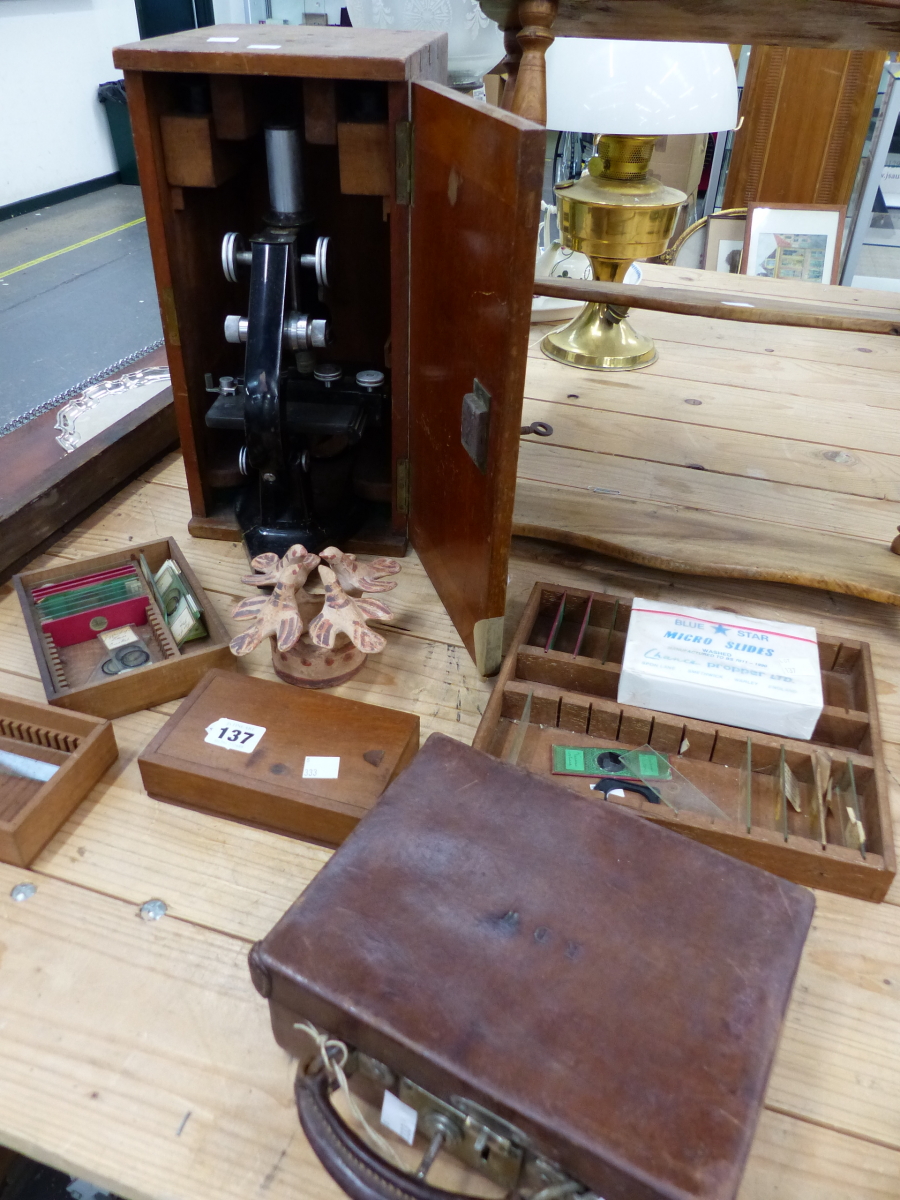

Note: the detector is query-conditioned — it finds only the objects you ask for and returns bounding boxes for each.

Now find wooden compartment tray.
[474,583,895,902]
[0,692,117,867]
[13,538,233,719]
[138,670,421,845]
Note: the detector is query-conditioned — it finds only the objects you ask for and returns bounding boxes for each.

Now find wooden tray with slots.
[474,583,896,902]
[0,692,117,866]
[13,538,233,719]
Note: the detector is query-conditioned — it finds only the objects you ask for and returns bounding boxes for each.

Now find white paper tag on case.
[98,626,140,650]
[302,756,340,779]
[205,717,266,754]
[207,35,239,40]
[380,1091,418,1146]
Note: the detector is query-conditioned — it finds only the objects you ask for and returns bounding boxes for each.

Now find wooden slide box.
[0,692,117,867]
[138,670,421,845]
[474,583,896,902]
[13,538,233,719]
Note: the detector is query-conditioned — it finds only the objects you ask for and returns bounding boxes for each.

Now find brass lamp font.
[541,135,686,372]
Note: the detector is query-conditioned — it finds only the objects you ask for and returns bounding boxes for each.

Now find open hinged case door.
[407,82,544,676]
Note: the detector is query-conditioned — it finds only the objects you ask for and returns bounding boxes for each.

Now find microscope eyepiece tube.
[265,126,306,220]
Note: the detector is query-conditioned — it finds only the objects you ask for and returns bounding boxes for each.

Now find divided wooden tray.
[138,670,421,845]
[474,583,896,901]
[13,538,233,719]
[0,692,117,867]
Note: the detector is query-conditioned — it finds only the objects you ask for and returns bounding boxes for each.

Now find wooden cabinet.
[113,26,544,675]
[724,46,886,208]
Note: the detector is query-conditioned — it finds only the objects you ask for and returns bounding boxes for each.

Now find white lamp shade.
[545,39,738,135]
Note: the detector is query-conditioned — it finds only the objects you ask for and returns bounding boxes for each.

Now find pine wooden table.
[3,270,900,1198]
[518,265,900,607]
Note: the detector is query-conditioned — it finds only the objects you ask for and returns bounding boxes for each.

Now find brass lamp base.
[540,301,657,371]
[541,134,686,373]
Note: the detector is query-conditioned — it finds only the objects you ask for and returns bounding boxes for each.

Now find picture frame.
[741,202,846,285]
[702,209,748,273]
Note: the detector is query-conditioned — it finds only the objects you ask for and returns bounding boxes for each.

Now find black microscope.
[204,123,386,558]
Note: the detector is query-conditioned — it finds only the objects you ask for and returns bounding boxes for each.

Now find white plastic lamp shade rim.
[545,39,738,135]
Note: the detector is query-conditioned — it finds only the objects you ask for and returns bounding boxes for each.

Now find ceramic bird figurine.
[308,566,393,654]
[230,544,400,687]
[230,559,307,656]
[318,548,400,594]
[241,545,320,590]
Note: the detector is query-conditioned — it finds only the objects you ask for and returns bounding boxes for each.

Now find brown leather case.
[250,734,815,1200]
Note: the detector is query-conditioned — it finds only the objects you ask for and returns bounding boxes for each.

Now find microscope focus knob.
[300,236,330,288]
[224,315,248,343]
[221,232,251,282]
[284,312,331,350]
[308,318,329,348]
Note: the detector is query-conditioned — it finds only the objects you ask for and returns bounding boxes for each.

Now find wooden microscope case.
[112,26,545,676]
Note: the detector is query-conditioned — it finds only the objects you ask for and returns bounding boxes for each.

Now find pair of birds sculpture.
[229,545,400,673]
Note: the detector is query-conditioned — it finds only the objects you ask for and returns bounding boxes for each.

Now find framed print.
[702,209,747,273]
[741,203,846,285]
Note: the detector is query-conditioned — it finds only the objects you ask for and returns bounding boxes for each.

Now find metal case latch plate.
[398,1078,524,1190]
[461,379,491,473]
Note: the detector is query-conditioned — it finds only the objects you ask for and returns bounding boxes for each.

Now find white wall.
[212,0,247,23]
[0,0,140,207]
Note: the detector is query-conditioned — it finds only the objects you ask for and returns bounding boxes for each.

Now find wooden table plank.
[513,478,900,605]
[528,324,900,410]
[620,305,900,370]
[517,442,900,545]
[738,1109,900,1200]
[4,433,900,1199]
[1,856,895,1200]
[763,890,900,1148]
[521,394,900,501]
[0,859,343,1200]
[523,354,900,471]
[520,264,900,604]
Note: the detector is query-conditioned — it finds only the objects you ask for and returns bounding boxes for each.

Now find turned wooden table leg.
[500,24,523,111]
[510,0,557,124]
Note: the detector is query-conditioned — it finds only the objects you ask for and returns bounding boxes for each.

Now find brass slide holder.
[541,135,685,372]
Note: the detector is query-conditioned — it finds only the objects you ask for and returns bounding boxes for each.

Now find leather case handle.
[295,1066,477,1200]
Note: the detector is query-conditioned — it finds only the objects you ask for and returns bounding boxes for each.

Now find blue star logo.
[712,624,729,635]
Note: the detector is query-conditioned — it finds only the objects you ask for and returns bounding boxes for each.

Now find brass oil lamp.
[541,134,685,372]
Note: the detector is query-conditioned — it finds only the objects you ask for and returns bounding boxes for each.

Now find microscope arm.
[243,238,314,530]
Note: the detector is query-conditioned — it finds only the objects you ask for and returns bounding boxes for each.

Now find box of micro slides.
[618,599,824,740]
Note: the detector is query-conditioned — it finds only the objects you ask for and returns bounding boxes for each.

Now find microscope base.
[236,490,366,559]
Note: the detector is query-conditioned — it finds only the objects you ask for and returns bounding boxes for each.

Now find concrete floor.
[0,184,162,428]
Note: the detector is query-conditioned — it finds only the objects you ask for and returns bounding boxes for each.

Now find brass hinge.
[396,457,410,514]
[159,286,180,346]
[395,121,413,206]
